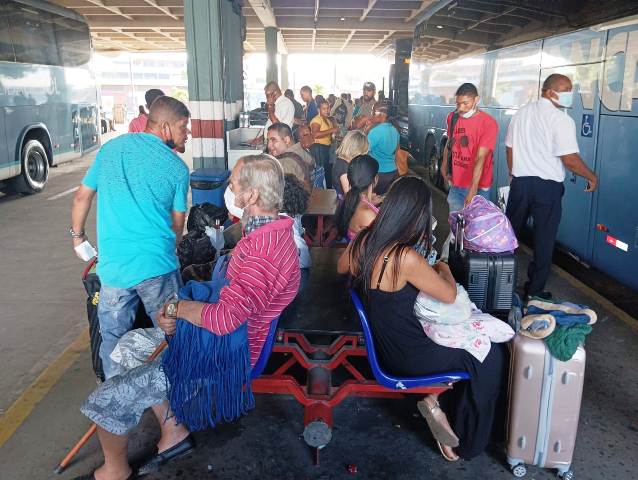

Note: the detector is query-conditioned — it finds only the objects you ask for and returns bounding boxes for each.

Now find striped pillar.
[184,0,244,169]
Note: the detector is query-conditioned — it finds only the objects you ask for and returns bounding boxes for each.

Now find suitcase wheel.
[511,464,527,478]
[558,471,574,480]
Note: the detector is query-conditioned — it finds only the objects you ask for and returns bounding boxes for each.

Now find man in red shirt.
[128,88,165,133]
[440,83,498,258]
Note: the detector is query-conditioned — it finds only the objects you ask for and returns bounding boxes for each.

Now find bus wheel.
[11,139,50,194]
[427,147,441,187]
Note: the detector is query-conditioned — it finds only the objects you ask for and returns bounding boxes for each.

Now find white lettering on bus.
[602,29,638,112]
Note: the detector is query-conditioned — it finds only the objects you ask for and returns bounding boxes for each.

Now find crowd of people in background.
[262,80,402,197]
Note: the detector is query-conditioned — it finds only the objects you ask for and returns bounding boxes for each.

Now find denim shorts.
[98,270,181,379]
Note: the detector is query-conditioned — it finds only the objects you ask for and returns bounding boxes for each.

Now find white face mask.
[460,99,479,119]
[461,107,476,119]
[224,186,244,220]
[553,90,573,108]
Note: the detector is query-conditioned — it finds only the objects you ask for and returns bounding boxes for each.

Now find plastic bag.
[414,284,473,325]
[177,230,216,271]
[186,203,228,234]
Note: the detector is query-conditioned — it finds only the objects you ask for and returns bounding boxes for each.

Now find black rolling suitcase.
[82,258,153,382]
[448,214,517,315]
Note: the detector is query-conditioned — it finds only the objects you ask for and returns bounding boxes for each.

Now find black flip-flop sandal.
[135,434,195,477]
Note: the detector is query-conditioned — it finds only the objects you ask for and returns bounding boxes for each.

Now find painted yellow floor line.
[0,328,90,448]
[518,244,638,334]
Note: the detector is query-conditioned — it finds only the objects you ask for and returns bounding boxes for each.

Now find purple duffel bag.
[449,195,518,253]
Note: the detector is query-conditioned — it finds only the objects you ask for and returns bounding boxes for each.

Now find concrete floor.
[0,151,637,479]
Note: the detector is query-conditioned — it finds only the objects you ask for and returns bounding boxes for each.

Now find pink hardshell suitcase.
[506,334,586,480]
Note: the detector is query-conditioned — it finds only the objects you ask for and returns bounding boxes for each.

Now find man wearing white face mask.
[71,96,191,380]
[505,73,598,301]
[441,83,498,210]
[440,83,498,261]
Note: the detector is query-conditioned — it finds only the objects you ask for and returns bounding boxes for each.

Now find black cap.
[363,82,376,91]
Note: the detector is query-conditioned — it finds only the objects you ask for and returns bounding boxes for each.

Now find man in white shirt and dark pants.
[251,81,295,145]
[264,81,295,129]
[505,74,598,300]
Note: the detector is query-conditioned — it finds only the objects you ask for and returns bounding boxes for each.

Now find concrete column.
[184,0,244,169]
[265,26,278,84]
[280,54,289,90]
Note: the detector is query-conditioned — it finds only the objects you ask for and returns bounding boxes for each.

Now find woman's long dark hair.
[350,176,433,296]
[336,154,379,236]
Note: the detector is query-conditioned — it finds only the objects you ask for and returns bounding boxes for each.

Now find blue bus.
[408,0,638,291]
[0,0,99,194]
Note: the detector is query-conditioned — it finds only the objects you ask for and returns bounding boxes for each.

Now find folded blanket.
[415,286,515,362]
[545,324,592,361]
[414,284,473,325]
[526,299,597,326]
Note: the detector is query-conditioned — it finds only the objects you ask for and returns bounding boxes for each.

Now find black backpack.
[333,102,347,125]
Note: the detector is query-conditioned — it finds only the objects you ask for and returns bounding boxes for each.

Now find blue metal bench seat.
[250,315,280,380]
[349,289,470,390]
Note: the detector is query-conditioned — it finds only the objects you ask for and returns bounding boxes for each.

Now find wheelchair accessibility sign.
[581,114,593,137]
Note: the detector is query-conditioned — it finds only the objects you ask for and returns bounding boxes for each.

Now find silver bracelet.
[69,227,85,238]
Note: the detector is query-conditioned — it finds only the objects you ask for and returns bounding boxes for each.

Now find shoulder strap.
[376,255,390,290]
[448,112,460,142]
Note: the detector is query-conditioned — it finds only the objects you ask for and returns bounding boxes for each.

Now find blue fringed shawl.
[162,256,254,432]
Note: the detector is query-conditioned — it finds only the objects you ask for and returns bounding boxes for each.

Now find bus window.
[542,30,605,68]
[53,16,90,67]
[0,4,15,62]
[489,42,542,109]
[7,3,60,66]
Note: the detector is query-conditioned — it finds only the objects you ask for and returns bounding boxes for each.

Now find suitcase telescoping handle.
[455,214,465,253]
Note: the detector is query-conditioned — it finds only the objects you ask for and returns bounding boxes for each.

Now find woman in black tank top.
[338,176,506,461]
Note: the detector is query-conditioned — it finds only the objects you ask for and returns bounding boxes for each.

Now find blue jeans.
[98,270,182,379]
[447,185,491,214]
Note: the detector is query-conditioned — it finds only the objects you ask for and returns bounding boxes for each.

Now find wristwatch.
[69,227,85,238]
[164,299,180,319]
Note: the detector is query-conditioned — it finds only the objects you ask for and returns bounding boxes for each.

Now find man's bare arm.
[172,211,186,247]
[71,185,96,248]
[560,153,598,192]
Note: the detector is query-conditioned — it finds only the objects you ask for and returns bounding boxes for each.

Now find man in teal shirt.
[367,101,400,194]
[71,96,191,378]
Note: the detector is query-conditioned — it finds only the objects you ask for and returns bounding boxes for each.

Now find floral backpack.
[448,195,518,253]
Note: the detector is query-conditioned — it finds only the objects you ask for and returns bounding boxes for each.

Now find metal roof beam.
[360,0,378,21]
[369,30,395,51]
[85,17,183,27]
[246,16,416,31]
[151,27,183,45]
[112,28,165,48]
[405,0,435,22]
[143,0,179,20]
[418,23,493,45]
[247,0,288,55]
[341,29,356,51]
[85,0,133,20]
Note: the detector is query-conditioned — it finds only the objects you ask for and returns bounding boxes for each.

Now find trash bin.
[190,168,230,207]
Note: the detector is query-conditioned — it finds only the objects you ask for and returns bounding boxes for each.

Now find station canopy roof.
[49,0,638,56]
[49,0,440,54]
